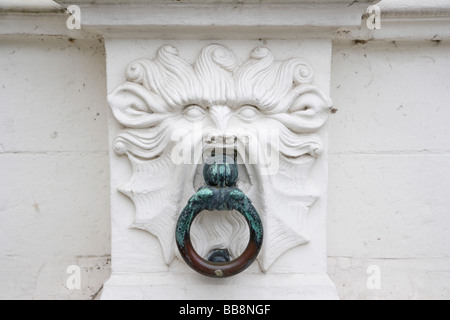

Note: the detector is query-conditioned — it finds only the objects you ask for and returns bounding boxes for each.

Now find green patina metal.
[175,155,263,278]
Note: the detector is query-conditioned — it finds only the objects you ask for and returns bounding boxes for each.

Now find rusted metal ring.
[175,155,263,278]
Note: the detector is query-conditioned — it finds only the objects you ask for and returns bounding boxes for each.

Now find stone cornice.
[53,1,376,38]
[2,0,449,41]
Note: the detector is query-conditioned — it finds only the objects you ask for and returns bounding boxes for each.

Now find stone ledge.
[101,273,339,300]
[51,1,375,38]
[3,1,449,41]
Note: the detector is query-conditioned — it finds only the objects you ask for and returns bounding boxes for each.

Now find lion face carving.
[108,44,332,272]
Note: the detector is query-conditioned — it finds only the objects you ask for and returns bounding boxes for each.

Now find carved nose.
[209,105,232,132]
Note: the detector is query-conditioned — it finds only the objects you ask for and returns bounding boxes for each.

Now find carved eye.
[238,105,259,120]
[184,105,206,121]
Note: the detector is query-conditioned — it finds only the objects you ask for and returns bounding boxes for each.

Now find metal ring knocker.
[176,155,263,278]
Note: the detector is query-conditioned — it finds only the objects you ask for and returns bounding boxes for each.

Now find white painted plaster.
[328,40,450,299]
[0,36,110,299]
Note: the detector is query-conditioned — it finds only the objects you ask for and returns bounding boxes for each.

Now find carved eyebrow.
[231,103,260,111]
[182,103,210,110]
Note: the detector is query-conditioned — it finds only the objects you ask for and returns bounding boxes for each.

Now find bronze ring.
[175,155,263,278]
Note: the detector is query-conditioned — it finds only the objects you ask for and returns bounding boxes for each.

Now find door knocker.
[175,155,263,278]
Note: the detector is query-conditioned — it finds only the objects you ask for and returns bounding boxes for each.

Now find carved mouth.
[203,144,237,159]
[193,135,254,191]
[202,135,239,159]
[204,134,237,145]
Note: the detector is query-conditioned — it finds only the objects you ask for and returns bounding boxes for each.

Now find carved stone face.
[109,44,332,272]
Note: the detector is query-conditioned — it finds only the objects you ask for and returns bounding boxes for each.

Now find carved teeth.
[204,134,236,144]
[208,147,236,158]
[203,134,238,157]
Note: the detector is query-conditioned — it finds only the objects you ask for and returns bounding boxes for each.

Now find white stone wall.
[328,40,450,299]
[0,36,111,299]
[1,36,449,299]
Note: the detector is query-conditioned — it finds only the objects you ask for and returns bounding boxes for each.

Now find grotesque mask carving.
[109,44,332,272]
